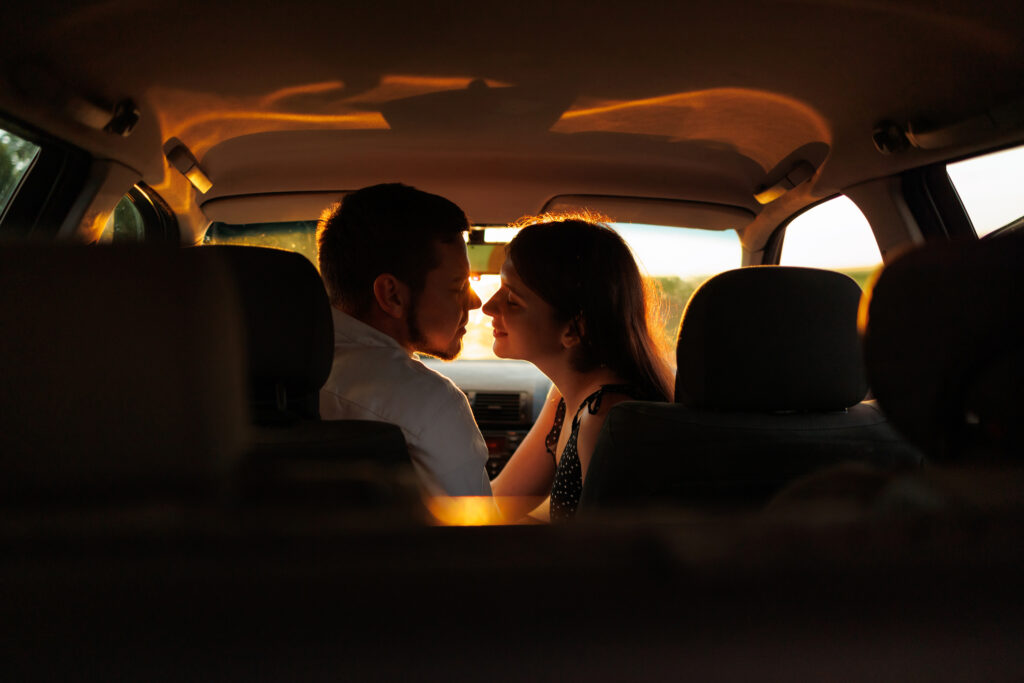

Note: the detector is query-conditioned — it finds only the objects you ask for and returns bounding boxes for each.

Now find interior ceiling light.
[164,140,213,194]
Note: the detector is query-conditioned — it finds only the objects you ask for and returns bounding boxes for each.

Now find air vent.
[467,391,527,424]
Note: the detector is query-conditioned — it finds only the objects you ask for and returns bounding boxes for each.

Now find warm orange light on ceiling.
[551,87,831,172]
[258,80,346,107]
[149,74,513,160]
[344,74,513,105]
[176,109,388,128]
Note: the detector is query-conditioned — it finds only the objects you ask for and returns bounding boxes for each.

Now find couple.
[318,183,672,522]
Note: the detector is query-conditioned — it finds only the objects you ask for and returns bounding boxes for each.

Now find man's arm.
[411,385,493,498]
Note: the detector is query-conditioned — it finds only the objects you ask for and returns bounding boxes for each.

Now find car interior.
[2,0,1023,679]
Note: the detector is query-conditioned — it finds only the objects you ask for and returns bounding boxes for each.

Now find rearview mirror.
[467,242,506,276]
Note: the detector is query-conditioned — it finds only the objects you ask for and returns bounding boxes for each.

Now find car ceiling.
[0,0,1022,245]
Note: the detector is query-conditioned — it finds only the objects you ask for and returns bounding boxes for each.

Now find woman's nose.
[482,291,499,316]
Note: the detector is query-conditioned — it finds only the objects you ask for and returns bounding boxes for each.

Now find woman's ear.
[561,315,584,349]
[372,274,410,319]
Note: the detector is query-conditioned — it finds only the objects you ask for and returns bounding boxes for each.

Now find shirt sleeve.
[406,380,493,498]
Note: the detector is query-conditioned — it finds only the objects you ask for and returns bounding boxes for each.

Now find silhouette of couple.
[318,183,671,522]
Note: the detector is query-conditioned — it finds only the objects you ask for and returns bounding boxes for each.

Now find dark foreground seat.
[863,231,1024,460]
[202,246,418,511]
[763,231,1024,519]
[580,266,922,512]
[0,245,249,503]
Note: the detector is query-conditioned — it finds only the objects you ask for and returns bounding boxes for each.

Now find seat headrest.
[0,245,248,493]
[676,266,868,412]
[202,246,333,418]
[863,233,1024,460]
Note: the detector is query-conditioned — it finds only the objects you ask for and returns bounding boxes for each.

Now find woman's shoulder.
[576,383,648,417]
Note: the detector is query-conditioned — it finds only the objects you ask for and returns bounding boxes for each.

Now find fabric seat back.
[0,245,248,501]
[581,266,922,512]
[201,246,416,510]
[863,232,1024,460]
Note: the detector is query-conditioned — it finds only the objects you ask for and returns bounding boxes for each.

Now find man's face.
[407,239,481,360]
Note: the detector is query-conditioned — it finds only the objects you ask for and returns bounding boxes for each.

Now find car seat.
[580,266,923,513]
[863,231,1024,460]
[201,245,420,512]
[0,244,248,503]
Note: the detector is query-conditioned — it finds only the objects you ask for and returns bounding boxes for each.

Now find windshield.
[461,224,739,359]
[204,220,742,360]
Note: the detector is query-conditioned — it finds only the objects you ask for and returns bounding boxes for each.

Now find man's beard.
[407,290,462,361]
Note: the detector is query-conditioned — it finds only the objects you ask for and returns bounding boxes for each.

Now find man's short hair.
[317,183,469,315]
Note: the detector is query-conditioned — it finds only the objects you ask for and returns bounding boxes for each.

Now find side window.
[0,127,41,215]
[779,195,882,289]
[99,194,145,243]
[946,143,1024,238]
[99,184,179,243]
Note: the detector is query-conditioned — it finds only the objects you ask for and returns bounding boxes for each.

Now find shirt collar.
[331,307,413,357]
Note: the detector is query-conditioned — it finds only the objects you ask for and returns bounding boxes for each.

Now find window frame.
[0,113,91,240]
[901,163,974,241]
[766,160,983,266]
[127,183,179,243]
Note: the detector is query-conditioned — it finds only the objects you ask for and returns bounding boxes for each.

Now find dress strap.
[547,384,642,460]
[573,384,643,424]
[545,398,566,459]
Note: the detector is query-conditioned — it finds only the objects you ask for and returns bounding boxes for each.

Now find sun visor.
[542,195,754,231]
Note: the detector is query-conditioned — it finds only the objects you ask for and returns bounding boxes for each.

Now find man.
[317,183,492,497]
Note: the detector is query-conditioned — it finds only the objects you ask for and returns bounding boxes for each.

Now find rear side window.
[780,195,882,289]
[947,143,1024,238]
[0,127,40,215]
[99,194,145,243]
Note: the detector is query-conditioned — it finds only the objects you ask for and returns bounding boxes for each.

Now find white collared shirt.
[319,308,493,497]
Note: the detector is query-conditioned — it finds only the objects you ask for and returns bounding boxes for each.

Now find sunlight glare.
[426,496,505,526]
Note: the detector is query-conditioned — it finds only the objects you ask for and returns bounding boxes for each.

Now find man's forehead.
[431,238,470,274]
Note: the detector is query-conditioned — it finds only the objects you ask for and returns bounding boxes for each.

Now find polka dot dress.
[547,385,641,522]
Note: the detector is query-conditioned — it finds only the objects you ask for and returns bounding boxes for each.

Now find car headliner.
[0,0,1022,247]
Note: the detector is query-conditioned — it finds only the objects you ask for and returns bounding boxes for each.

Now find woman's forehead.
[499,260,526,289]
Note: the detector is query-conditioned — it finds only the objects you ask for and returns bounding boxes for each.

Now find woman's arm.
[491,384,561,521]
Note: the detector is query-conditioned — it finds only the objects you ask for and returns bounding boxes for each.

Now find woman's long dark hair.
[507,214,673,402]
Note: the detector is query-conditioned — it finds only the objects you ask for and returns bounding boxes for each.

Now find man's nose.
[481,291,498,315]
[468,286,482,311]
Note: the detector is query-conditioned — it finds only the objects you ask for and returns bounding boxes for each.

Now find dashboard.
[421,358,551,478]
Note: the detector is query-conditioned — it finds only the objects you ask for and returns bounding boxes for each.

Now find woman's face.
[482,259,568,363]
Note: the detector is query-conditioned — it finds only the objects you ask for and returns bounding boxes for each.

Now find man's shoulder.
[338,344,462,395]
[403,357,469,400]
[324,344,471,426]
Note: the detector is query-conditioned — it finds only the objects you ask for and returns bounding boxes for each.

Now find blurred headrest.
[0,245,247,493]
[863,233,1024,460]
[202,246,333,418]
[676,266,867,411]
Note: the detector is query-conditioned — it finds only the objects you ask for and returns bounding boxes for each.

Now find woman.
[484,214,674,522]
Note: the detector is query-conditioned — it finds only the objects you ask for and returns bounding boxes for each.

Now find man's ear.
[561,315,584,349]
[372,274,410,320]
